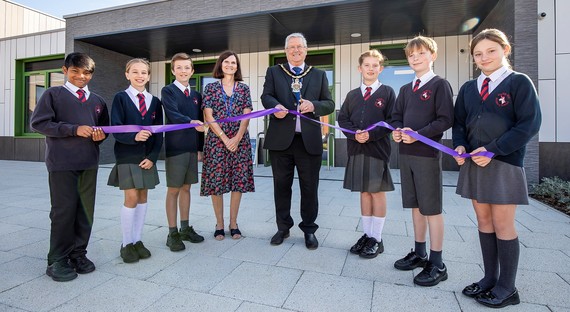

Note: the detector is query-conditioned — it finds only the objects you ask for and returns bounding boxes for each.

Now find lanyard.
[221,81,236,117]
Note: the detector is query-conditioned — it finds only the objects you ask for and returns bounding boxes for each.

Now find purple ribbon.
[97,107,492,159]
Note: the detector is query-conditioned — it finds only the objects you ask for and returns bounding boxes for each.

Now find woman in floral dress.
[201,50,255,240]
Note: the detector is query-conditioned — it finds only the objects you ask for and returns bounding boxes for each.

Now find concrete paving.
[0,159,569,312]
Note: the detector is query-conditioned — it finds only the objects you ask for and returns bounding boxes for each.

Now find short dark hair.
[212,50,243,81]
[64,52,95,73]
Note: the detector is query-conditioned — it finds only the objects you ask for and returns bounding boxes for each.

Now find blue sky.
[12,0,144,18]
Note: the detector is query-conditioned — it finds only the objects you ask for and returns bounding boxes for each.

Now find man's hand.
[273,104,288,119]
[401,127,418,144]
[299,99,315,114]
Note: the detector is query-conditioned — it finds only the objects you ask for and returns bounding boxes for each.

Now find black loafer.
[46,260,78,282]
[350,234,370,254]
[462,283,491,298]
[394,249,428,271]
[413,262,448,287]
[304,233,319,250]
[270,230,290,245]
[359,238,384,259]
[69,255,95,274]
[120,243,140,263]
[476,289,520,308]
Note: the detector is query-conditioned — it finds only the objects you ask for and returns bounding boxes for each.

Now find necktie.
[77,89,86,103]
[480,77,491,101]
[363,87,372,101]
[184,88,189,97]
[138,93,147,117]
[292,67,302,75]
[413,79,421,92]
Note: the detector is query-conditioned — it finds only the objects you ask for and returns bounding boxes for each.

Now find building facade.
[0,0,568,183]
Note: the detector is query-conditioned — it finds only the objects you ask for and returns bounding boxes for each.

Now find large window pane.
[25,74,46,133]
[50,72,65,87]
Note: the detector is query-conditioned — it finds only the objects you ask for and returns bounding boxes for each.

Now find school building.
[1,0,568,183]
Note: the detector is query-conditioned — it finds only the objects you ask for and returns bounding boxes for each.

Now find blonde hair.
[125,58,151,74]
[359,50,385,66]
[404,36,437,56]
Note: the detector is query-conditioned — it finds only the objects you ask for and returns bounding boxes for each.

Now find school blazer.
[261,64,335,155]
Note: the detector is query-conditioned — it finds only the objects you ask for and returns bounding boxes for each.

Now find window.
[15,55,65,136]
[372,43,415,97]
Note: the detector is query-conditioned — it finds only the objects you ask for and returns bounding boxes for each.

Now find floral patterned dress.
[200,81,255,196]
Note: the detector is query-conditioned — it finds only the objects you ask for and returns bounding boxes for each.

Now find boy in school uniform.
[161,53,205,251]
[30,52,109,282]
[391,36,454,286]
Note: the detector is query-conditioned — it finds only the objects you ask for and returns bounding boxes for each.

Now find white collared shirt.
[173,80,191,95]
[477,65,512,94]
[64,81,90,100]
[361,80,382,96]
[412,70,436,89]
[288,63,306,73]
[126,85,151,110]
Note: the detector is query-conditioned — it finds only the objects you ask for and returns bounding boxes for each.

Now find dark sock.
[169,227,178,234]
[180,220,189,230]
[478,231,499,289]
[493,237,520,298]
[415,241,427,258]
[429,250,443,269]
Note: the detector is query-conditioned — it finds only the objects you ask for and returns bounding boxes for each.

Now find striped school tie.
[184,88,189,97]
[77,89,86,103]
[480,77,491,101]
[413,79,421,92]
[363,87,372,101]
[137,93,147,117]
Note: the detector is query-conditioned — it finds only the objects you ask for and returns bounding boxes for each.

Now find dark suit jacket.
[261,64,335,155]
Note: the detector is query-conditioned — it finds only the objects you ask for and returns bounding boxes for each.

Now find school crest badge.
[151,112,156,120]
[193,98,199,105]
[420,90,432,101]
[95,105,102,114]
[495,93,511,107]
[375,98,385,108]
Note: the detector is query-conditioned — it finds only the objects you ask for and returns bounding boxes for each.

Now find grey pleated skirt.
[343,154,395,193]
[107,163,160,190]
[456,159,529,205]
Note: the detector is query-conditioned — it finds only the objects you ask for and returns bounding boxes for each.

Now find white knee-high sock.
[133,203,148,243]
[371,216,386,241]
[362,216,373,237]
[121,205,136,246]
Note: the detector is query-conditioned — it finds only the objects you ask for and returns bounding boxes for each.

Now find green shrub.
[530,176,570,208]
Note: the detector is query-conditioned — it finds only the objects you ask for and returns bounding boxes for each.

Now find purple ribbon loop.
[97,107,493,159]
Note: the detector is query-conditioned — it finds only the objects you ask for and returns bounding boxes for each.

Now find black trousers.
[47,169,97,265]
[269,135,321,234]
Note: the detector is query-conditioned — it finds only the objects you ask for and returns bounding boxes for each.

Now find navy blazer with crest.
[261,64,335,155]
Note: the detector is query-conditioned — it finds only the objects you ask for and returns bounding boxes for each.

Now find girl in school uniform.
[337,50,396,259]
[108,58,163,264]
[452,28,541,308]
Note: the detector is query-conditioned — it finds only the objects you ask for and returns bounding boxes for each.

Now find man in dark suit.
[261,33,335,250]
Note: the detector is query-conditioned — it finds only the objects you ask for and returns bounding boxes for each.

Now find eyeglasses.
[287,45,306,51]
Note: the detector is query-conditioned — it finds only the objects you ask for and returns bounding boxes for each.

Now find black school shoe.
[462,282,491,298]
[350,234,370,254]
[120,243,140,263]
[394,249,428,270]
[133,241,151,259]
[46,260,78,282]
[69,255,95,274]
[476,289,520,308]
[359,237,384,259]
[413,262,448,286]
